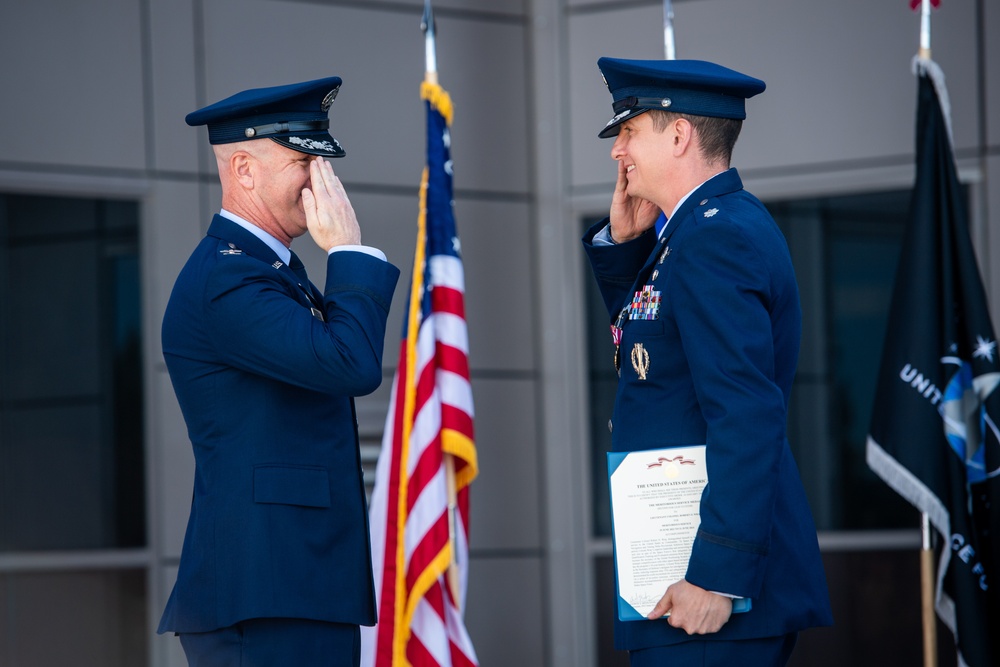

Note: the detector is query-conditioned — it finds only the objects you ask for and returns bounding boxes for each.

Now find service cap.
[597,58,765,138]
[186,76,346,157]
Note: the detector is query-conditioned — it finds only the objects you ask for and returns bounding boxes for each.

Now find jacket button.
[608,419,613,433]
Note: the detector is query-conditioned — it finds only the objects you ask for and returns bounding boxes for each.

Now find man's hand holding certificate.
[648,579,733,635]
[607,446,751,624]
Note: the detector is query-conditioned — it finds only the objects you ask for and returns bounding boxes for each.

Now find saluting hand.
[302,157,362,251]
[647,579,733,635]
[609,159,660,243]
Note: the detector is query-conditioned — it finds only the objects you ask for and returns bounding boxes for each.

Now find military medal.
[611,306,627,376]
[612,242,667,374]
[631,342,650,380]
[613,335,621,376]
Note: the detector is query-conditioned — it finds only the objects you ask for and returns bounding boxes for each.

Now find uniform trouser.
[629,632,798,667]
[178,617,361,667]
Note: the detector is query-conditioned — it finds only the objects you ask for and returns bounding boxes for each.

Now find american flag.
[361,78,479,667]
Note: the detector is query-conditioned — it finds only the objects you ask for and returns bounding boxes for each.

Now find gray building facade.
[1,0,998,665]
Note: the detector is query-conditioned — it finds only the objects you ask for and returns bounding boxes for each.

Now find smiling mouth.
[626,165,636,173]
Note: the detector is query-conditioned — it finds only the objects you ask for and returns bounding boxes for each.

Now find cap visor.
[598,108,648,139]
[271,133,346,158]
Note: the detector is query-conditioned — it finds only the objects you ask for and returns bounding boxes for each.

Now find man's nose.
[611,134,625,160]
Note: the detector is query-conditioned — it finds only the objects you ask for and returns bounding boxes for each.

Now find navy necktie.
[289,251,309,283]
[289,252,321,309]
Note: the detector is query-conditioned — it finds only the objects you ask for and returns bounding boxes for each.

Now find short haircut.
[647,110,743,166]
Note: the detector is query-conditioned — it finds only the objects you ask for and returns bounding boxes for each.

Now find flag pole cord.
[920,512,938,667]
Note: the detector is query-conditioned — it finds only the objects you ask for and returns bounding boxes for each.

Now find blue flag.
[866,59,999,667]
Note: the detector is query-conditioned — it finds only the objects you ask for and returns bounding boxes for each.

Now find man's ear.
[672,118,694,157]
[231,150,255,189]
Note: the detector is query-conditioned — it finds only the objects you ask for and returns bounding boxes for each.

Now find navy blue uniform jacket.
[583,169,832,650]
[158,215,399,634]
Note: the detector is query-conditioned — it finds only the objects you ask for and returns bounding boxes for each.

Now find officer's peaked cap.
[186,76,346,157]
[597,58,765,138]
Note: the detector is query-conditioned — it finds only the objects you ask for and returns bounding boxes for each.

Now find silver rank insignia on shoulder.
[220,243,243,256]
[631,342,649,380]
[704,208,719,218]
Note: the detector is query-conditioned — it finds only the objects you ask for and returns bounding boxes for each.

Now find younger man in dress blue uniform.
[583,58,833,665]
[158,77,400,666]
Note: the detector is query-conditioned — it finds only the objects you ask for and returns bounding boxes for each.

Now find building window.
[0,193,147,667]
[770,190,917,531]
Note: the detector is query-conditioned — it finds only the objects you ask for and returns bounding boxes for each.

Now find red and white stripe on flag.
[909,0,940,9]
[362,80,479,667]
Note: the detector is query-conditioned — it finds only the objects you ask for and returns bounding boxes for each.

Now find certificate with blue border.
[608,446,751,621]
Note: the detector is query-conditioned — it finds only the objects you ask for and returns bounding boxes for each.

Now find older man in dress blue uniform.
[158,77,400,666]
[583,58,833,666]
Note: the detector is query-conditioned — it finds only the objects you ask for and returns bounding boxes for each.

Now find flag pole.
[421,0,461,608]
[422,0,438,85]
[916,5,936,665]
[918,0,932,60]
[663,0,675,60]
[921,512,938,667]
